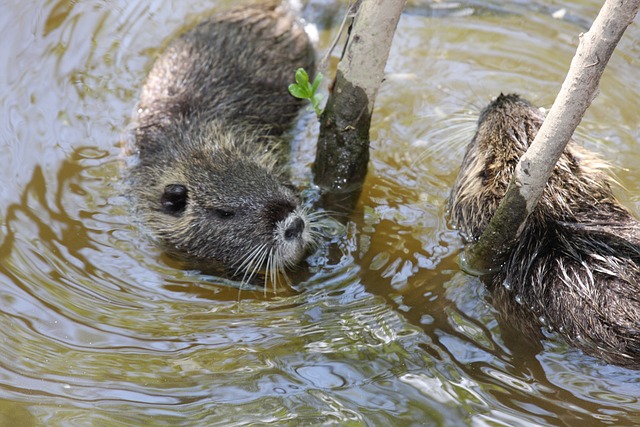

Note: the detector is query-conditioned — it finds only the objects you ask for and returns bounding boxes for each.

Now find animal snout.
[284,217,305,241]
[266,199,297,224]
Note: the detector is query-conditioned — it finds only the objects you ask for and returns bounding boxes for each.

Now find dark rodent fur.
[449,93,640,368]
[129,2,318,279]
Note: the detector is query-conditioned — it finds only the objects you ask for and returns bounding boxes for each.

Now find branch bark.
[313,0,406,211]
[466,0,640,273]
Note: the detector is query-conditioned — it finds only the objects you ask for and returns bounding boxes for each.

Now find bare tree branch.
[313,0,406,211]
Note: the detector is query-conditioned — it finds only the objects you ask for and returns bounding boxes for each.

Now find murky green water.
[1,0,639,425]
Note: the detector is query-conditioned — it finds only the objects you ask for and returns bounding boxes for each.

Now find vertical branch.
[313,0,406,211]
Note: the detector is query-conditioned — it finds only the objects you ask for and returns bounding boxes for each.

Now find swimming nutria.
[449,93,640,368]
[129,2,319,282]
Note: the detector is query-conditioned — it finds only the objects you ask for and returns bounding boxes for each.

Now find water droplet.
[420,314,435,325]
[514,294,524,305]
[502,279,511,291]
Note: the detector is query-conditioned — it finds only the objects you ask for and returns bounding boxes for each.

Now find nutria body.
[129,3,318,280]
[449,94,640,368]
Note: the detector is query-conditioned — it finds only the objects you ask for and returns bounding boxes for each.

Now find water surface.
[1,0,639,425]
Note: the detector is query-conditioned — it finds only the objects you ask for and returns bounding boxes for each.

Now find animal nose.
[266,199,296,224]
[284,217,305,241]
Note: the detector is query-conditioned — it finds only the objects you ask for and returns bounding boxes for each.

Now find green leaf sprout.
[288,68,324,117]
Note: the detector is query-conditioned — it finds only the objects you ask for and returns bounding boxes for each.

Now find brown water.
[1,0,639,425]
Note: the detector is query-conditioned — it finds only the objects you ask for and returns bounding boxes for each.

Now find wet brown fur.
[449,94,640,368]
[129,3,318,279]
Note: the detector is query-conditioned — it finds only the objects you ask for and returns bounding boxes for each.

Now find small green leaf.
[295,68,309,87]
[290,68,323,118]
[288,84,308,99]
[311,72,323,93]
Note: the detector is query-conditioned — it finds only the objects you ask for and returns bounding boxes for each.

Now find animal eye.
[214,208,235,219]
[161,184,188,214]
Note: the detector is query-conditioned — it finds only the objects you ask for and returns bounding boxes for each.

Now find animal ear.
[161,184,188,214]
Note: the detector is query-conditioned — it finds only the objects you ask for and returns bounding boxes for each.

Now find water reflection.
[1,0,639,425]
[0,152,469,424]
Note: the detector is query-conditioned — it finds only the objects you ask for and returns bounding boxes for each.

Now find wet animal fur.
[129,3,319,282]
[449,94,640,368]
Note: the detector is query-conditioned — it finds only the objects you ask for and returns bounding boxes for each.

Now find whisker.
[240,243,268,286]
[251,245,269,285]
[264,251,270,298]
[263,247,273,295]
[280,266,292,288]
[234,243,266,275]
[233,243,265,278]
[411,120,476,168]
[269,247,278,294]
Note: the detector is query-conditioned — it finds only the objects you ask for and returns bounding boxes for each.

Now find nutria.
[449,93,640,368]
[128,2,320,282]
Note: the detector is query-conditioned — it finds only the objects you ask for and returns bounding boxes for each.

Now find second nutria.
[449,93,640,368]
[128,3,319,282]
